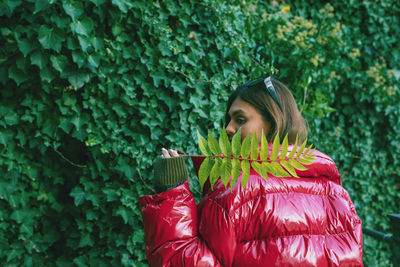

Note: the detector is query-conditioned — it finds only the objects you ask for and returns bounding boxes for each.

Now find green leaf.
[70,187,85,206]
[38,25,65,52]
[220,157,231,188]
[50,54,68,73]
[198,157,212,191]
[241,160,250,188]
[296,138,307,158]
[241,132,251,159]
[112,0,133,13]
[304,144,313,156]
[34,0,53,13]
[232,128,241,157]
[8,64,29,85]
[267,162,291,177]
[63,1,83,21]
[252,161,268,180]
[281,160,298,177]
[210,158,221,190]
[288,135,298,159]
[219,128,231,156]
[260,129,269,161]
[230,159,241,189]
[297,157,314,165]
[67,71,90,88]
[70,18,94,36]
[17,38,37,57]
[271,133,280,161]
[250,132,259,161]
[30,50,48,70]
[208,130,221,156]
[288,159,307,171]
[20,223,34,237]
[279,134,288,160]
[197,129,211,156]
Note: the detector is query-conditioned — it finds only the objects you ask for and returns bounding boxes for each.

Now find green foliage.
[196,129,315,190]
[0,0,399,265]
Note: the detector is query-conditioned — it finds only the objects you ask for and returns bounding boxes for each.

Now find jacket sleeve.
[138,182,225,267]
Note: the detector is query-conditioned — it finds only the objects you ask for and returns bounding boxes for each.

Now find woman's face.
[226,97,271,142]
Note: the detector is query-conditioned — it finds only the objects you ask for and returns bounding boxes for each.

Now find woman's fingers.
[169,149,179,157]
[162,148,171,158]
[161,148,179,158]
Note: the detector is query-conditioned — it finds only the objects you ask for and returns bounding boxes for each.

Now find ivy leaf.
[279,134,288,160]
[250,131,259,161]
[270,133,280,161]
[231,128,241,158]
[198,157,212,191]
[210,158,221,190]
[230,159,241,190]
[8,64,29,85]
[197,129,211,156]
[70,18,94,36]
[70,187,85,206]
[38,25,65,52]
[220,157,231,188]
[260,130,269,161]
[208,130,221,156]
[241,160,250,188]
[50,55,68,73]
[17,38,37,57]
[67,71,90,88]
[30,50,48,70]
[281,160,298,177]
[288,135,298,159]
[219,128,231,156]
[241,132,251,159]
[62,1,83,21]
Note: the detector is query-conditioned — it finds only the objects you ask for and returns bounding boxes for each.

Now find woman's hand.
[161,148,180,158]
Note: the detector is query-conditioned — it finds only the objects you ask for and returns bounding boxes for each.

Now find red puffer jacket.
[139,146,363,266]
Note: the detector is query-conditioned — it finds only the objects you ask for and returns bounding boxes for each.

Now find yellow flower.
[282,5,290,12]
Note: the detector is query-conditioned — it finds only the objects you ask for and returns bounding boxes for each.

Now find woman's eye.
[236,118,246,125]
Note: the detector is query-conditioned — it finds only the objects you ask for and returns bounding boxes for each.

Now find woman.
[139,77,363,266]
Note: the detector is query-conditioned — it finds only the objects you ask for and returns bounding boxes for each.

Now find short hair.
[225,77,308,144]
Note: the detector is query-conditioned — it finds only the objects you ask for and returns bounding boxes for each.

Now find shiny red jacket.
[139,146,363,266]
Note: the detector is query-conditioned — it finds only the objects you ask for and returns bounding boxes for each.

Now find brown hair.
[225,77,308,144]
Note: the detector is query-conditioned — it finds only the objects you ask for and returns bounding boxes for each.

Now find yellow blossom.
[282,5,290,12]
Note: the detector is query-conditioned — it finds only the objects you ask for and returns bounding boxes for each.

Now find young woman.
[139,77,363,266]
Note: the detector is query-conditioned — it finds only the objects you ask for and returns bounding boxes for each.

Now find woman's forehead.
[229,97,259,116]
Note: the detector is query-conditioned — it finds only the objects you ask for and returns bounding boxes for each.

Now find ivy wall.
[0,0,399,265]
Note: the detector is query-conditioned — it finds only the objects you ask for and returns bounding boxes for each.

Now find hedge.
[0,0,399,265]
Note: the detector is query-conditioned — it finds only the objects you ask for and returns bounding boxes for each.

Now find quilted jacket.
[139,145,363,266]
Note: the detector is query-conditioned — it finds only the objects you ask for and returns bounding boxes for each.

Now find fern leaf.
[220,157,232,188]
[210,158,221,190]
[296,138,307,158]
[279,134,289,160]
[198,157,213,191]
[281,160,299,178]
[252,161,268,180]
[288,158,307,171]
[241,160,250,188]
[197,130,211,156]
[231,158,241,190]
[232,128,241,158]
[241,132,251,159]
[288,135,298,159]
[303,144,313,156]
[219,128,231,156]
[270,133,280,161]
[260,130,269,161]
[250,132,259,161]
[297,157,314,165]
[267,162,291,177]
[208,130,221,156]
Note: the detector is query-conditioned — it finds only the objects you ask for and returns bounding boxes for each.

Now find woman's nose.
[226,121,235,138]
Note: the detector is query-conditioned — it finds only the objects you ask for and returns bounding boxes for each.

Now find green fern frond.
[196,128,317,190]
